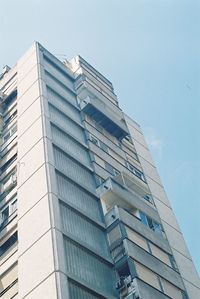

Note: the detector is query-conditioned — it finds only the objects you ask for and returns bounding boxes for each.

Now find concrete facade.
[0,42,199,299]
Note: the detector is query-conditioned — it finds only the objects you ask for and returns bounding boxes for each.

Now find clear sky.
[1,0,199,275]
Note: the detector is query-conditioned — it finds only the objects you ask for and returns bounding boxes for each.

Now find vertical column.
[17,43,58,299]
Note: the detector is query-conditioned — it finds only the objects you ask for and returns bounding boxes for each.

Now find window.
[139,211,163,235]
[3,131,10,142]
[113,168,120,176]
[1,154,17,172]
[99,140,109,153]
[2,170,17,193]
[90,134,100,146]
[3,109,17,128]
[11,199,17,213]
[2,123,17,143]
[90,134,109,153]
[105,162,120,177]
[143,194,153,203]
[95,175,104,187]
[0,231,17,256]
[0,207,9,226]
[0,198,17,230]
[124,135,132,143]
[4,90,17,108]
[127,162,145,182]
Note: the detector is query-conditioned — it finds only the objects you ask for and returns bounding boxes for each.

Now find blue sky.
[1,0,199,274]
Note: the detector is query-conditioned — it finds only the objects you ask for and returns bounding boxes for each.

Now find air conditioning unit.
[124,287,140,299]
[126,279,141,299]
[117,277,141,299]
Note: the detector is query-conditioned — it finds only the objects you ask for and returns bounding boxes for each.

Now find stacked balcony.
[75,74,129,140]
[97,176,186,299]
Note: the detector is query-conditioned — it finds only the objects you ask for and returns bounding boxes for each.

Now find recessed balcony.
[96,177,159,222]
[79,96,129,140]
[114,171,150,197]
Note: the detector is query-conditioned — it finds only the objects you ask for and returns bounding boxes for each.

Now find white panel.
[125,118,148,148]
[135,262,161,291]
[161,278,182,299]
[18,80,40,117]
[18,117,43,160]
[126,227,149,251]
[133,139,154,165]
[18,231,55,298]
[149,243,171,267]
[18,165,48,218]
[146,177,171,207]
[154,198,181,232]
[162,222,191,259]
[18,139,45,187]
[17,43,37,69]
[18,195,51,255]
[18,98,42,138]
[17,51,38,83]
[17,64,39,98]
[183,280,200,299]
[139,156,162,186]
[173,250,200,288]
[24,274,57,299]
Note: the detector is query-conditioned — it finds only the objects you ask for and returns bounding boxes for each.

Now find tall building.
[0,42,199,299]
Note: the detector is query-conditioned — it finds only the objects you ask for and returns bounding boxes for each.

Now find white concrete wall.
[17,43,68,299]
[125,114,200,299]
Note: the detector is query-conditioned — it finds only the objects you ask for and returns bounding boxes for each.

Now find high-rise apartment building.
[0,42,199,299]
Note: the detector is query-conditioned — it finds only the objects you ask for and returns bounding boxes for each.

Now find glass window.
[99,140,109,153]
[143,194,153,204]
[139,211,148,226]
[0,207,9,226]
[0,232,17,256]
[127,162,145,181]
[11,199,17,213]
[139,212,163,235]
[90,134,99,146]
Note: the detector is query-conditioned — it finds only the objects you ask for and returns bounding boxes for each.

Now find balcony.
[97,177,159,222]
[135,278,176,299]
[106,206,171,254]
[125,239,184,291]
[79,95,129,140]
[114,171,150,198]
